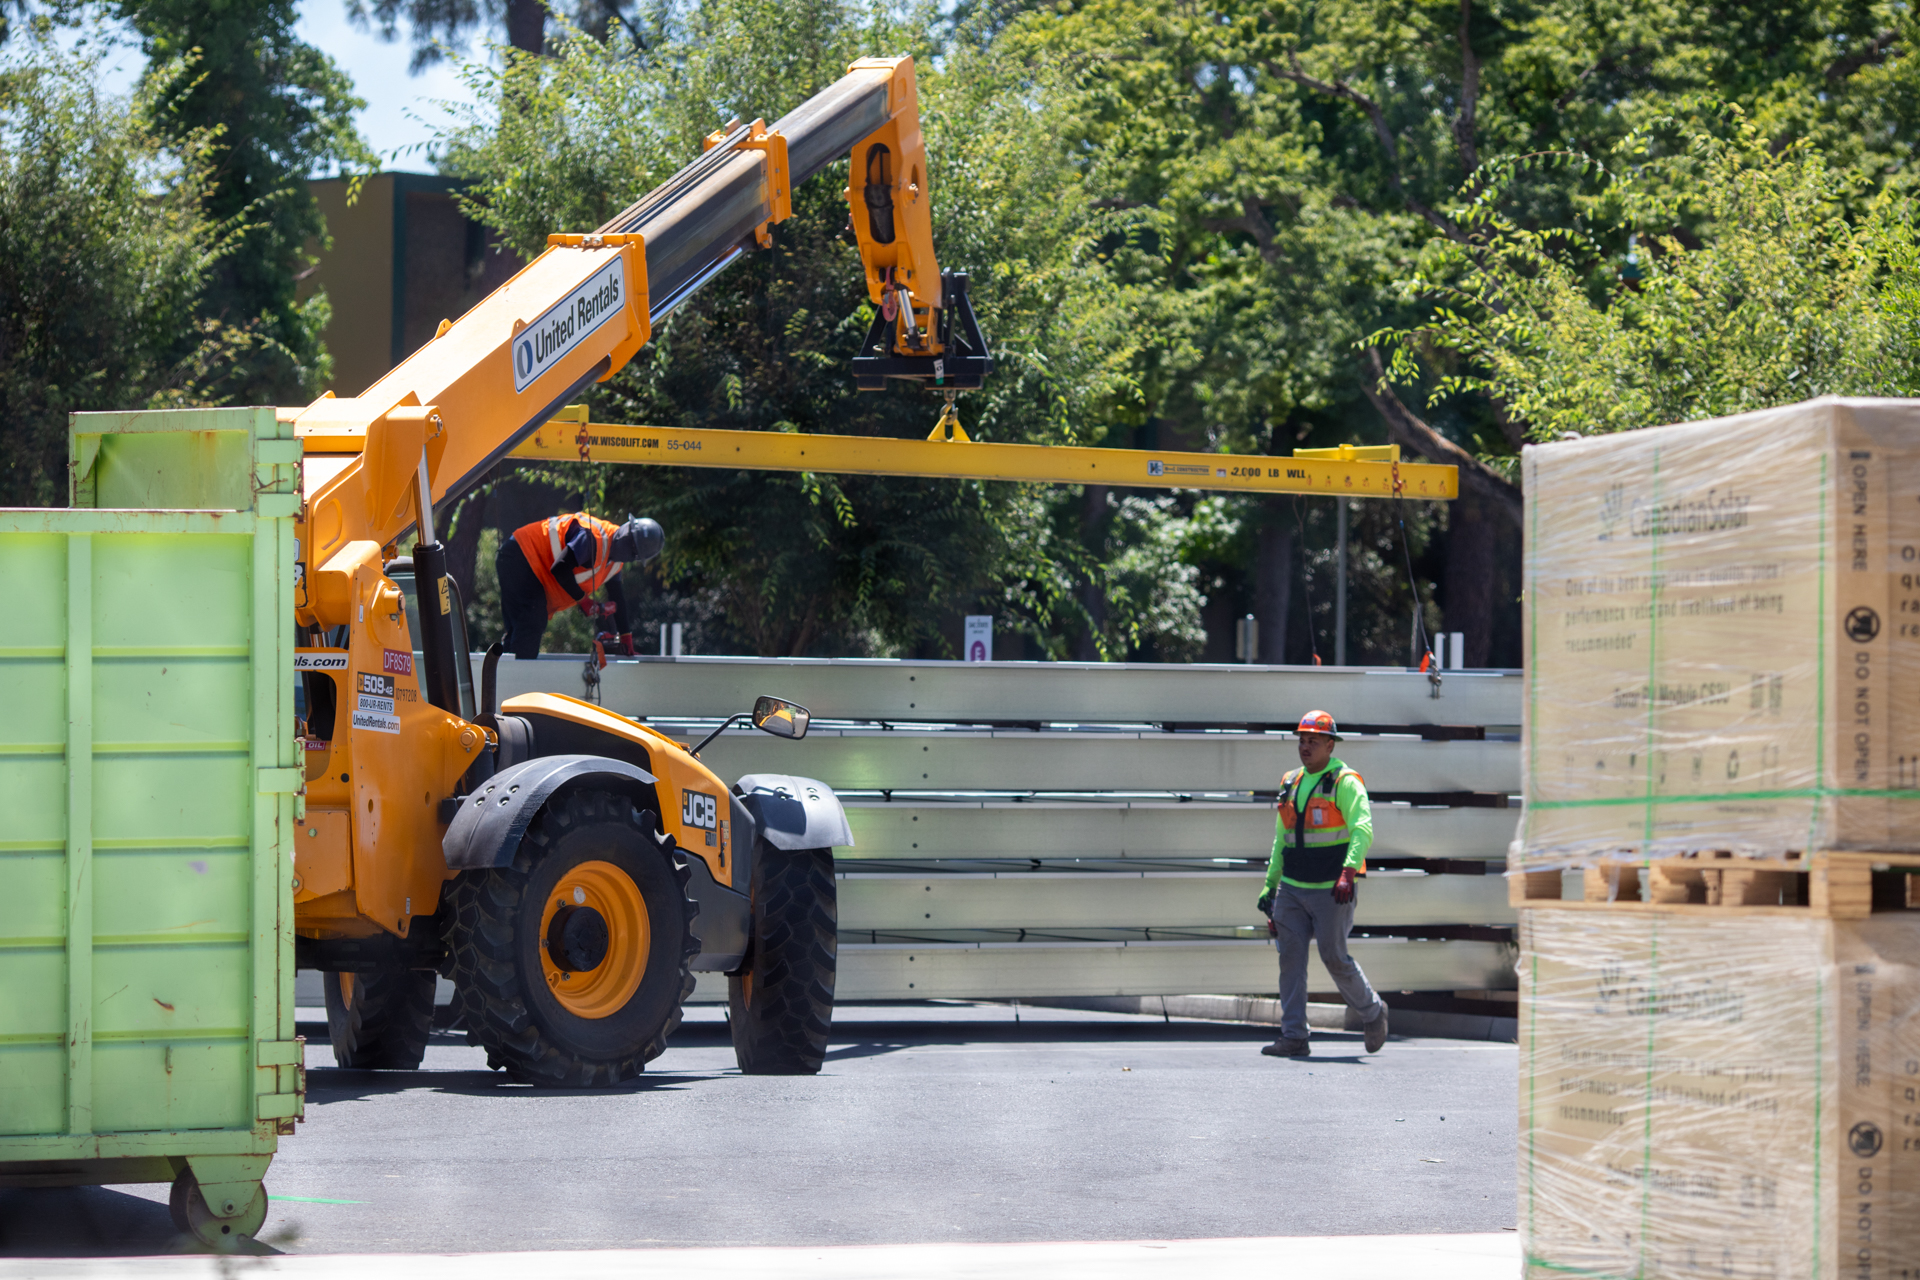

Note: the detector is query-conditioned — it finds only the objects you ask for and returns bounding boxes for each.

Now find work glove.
[1333,868,1356,905]
[1255,891,1273,918]
[578,599,616,620]
[594,630,637,656]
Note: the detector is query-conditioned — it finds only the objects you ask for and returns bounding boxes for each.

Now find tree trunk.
[506,0,543,54]
[1443,489,1497,668]
[1255,516,1293,664]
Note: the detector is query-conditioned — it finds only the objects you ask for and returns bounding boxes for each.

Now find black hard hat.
[610,515,664,563]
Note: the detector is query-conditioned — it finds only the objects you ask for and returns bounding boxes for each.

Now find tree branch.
[1200,197,1280,262]
[1825,30,1897,82]
[1359,348,1521,527]
[1267,52,1465,241]
[1453,0,1480,174]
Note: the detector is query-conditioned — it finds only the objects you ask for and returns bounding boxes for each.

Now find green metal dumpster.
[0,406,305,1246]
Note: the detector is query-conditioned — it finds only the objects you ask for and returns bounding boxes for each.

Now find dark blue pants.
[496,540,551,660]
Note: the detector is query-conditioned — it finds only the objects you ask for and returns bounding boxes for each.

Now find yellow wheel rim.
[538,860,650,1019]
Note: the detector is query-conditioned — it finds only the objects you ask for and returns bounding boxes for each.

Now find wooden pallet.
[1509,851,1920,918]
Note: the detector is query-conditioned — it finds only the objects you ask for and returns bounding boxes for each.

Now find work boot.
[1363,1003,1389,1053]
[1260,1037,1311,1058]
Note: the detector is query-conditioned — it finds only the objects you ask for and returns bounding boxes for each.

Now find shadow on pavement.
[306,1067,730,1102]
[0,1186,281,1257]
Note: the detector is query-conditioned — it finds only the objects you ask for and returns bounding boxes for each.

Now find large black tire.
[322,967,434,1069]
[443,790,696,1087]
[729,844,836,1075]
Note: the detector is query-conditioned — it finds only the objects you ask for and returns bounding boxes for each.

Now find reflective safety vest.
[513,513,621,617]
[1278,763,1366,883]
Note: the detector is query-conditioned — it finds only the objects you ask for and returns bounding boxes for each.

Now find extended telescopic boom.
[291,56,980,673]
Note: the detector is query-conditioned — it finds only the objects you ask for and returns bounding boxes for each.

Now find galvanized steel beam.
[491,655,1521,729]
[838,803,1516,863]
[689,937,1514,1002]
[690,729,1518,795]
[837,871,1514,931]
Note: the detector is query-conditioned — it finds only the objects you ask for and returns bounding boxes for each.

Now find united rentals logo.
[512,259,626,393]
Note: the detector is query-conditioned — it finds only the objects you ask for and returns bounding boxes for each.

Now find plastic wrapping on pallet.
[1515,396,1920,868]
[1518,909,1920,1280]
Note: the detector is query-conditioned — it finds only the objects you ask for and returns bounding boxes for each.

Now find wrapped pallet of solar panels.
[1517,909,1919,1279]
[1513,396,1920,902]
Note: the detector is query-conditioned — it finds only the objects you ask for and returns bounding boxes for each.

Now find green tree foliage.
[117,0,373,403]
[977,0,1920,664]
[1378,112,1920,440]
[425,0,1920,662]
[0,28,239,505]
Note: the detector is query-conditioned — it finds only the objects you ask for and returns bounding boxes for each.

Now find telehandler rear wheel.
[322,967,435,1069]
[728,844,836,1075]
[444,789,696,1087]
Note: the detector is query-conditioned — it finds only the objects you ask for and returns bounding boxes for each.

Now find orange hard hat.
[1295,710,1342,740]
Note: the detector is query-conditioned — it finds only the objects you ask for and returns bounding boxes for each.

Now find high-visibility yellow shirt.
[1263,759,1373,891]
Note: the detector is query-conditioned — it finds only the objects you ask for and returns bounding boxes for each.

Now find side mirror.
[752,695,810,740]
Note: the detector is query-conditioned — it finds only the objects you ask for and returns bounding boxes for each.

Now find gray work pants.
[1273,882,1383,1041]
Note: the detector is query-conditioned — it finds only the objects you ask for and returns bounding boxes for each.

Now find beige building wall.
[300,173,523,397]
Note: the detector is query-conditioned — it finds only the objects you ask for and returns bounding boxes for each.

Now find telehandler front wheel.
[322,967,435,1069]
[444,789,696,1087]
[729,844,836,1075]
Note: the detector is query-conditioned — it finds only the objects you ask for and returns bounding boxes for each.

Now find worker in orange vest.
[496,512,664,659]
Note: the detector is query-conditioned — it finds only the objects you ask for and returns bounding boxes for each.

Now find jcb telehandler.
[288,55,989,1084]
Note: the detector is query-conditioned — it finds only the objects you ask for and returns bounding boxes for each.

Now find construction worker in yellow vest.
[1255,710,1389,1058]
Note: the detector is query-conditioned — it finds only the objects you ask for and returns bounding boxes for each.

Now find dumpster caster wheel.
[169,1170,268,1247]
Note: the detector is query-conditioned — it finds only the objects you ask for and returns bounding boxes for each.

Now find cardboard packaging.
[1518,910,1920,1280]
[1517,397,1920,866]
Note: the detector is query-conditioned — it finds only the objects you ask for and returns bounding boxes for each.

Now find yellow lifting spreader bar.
[508,410,1459,500]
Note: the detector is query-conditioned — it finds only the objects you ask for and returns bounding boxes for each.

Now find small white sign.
[294,651,348,671]
[350,708,401,735]
[964,615,993,662]
[512,258,628,393]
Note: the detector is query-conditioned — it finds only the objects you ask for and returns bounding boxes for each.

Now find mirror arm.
[689,712,750,759]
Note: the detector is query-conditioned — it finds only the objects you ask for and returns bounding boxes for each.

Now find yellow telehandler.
[287,56,987,1084]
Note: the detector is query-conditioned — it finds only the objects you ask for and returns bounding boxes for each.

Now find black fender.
[444,753,751,973]
[442,755,659,871]
[731,774,855,850]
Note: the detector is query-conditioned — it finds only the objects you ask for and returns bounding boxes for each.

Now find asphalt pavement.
[0,1002,1518,1258]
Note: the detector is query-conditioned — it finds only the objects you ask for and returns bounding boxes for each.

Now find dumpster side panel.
[1,411,301,1180]
[0,531,69,1136]
[84,528,265,1132]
